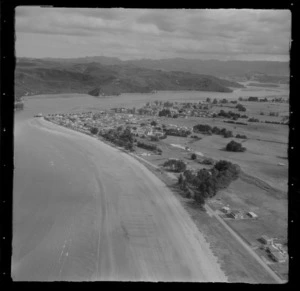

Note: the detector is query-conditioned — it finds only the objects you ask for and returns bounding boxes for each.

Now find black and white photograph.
[11,7,291,282]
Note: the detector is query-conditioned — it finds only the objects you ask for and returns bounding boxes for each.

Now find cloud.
[15,7,291,61]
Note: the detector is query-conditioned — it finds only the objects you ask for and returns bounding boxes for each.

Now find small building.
[221,206,231,214]
[261,235,273,245]
[247,211,258,218]
[228,210,243,219]
[268,247,286,263]
[270,251,286,263]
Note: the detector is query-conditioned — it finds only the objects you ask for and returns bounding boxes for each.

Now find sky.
[15,7,291,61]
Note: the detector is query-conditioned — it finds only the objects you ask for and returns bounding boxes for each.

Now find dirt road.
[12,118,227,282]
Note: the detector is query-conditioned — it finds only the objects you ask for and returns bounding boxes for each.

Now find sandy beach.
[12,117,227,281]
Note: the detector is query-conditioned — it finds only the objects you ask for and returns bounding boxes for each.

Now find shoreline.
[37,117,284,283]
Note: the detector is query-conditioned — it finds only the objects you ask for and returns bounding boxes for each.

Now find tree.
[164,101,173,108]
[226,140,246,152]
[206,97,211,103]
[178,173,184,185]
[191,153,197,160]
[150,136,159,142]
[181,160,240,205]
[223,130,233,138]
[248,117,259,122]
[212,98,218,104]
[236,104,246,112]
[159,109,172,117]
[193,124,212,133]
[236,134,247,139]
[90,127,98,135]
[248,96,259,102]
[151,120,157,126]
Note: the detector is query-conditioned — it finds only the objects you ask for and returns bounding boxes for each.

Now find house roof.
[231,210,241,215]
[270,250,285,261]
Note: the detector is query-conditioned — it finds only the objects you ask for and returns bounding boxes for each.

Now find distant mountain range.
[42,56,290,78]
[15,58,245,100]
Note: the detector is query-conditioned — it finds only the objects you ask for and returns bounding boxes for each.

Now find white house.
[247,212,258,218]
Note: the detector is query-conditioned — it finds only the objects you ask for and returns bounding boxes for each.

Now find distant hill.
[125,58,289,79]
[20,56,289,78]
[244,72,289,84]
[15,58,244,100]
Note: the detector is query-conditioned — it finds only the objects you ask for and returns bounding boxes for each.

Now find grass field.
[134,102,288,280]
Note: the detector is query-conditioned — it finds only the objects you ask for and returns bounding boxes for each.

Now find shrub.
[218,110,241,119]
[236,134,247,139]
[248,117,259,122]
[248,96,259,102]
[138,141,158,151]
[191,135,200,139]
[90,127,99,135]
[198,158,214,165]
[236,104,246,112]
[269,112,279,117]
[150,136,159,142]
[165,128,191,137]
[191,153,197,160]
[178,173,184,185]
[159,109,172,117]
[193,124,212,133]
[223,130,233,138]
[226,140,246,152]
[212,126,221,135]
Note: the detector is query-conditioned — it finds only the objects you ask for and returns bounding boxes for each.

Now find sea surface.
[12,87,288,280]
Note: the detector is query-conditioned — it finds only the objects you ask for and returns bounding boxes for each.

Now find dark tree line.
[193,124,233,138]
[101,127,134,151]
[137,141,162,154]
[165,128,191,137]
[178,160,240,204]
[218,110,248,120]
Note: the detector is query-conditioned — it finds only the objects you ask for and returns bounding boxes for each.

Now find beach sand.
[13,117,227,282]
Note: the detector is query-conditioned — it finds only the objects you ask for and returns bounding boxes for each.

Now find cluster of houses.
[259,235,288,263]
[112,100,214,118]
[221,206,258,220]
[42,111,187,138]
[43,109,195,140]
[42,99,223,140]
[220,204,287,263]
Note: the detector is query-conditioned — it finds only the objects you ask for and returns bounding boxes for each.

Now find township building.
[228,210,243,219]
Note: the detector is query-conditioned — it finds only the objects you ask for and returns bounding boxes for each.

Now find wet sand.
[12,118,227,282]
